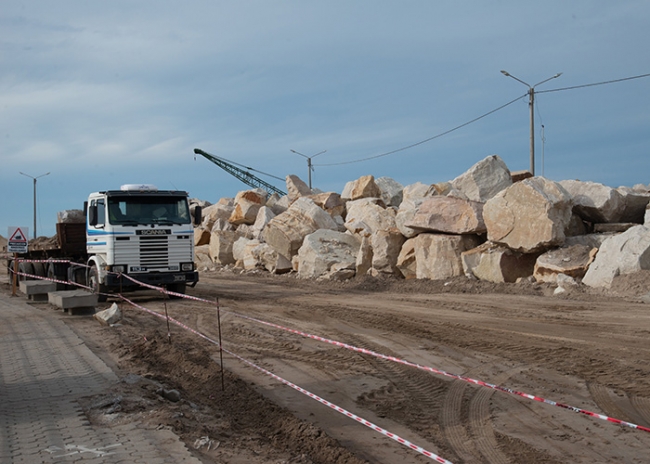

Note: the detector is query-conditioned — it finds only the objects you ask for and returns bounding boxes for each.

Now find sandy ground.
[4,261,650,463]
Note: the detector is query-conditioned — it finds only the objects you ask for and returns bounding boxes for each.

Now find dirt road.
[6,266,650,463]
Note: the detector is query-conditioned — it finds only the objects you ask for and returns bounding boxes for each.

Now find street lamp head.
[500,70,511,77]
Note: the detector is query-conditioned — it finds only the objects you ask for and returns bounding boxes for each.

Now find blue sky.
[2,1,649,238]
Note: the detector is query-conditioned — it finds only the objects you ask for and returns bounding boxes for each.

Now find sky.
[2,1,649,238]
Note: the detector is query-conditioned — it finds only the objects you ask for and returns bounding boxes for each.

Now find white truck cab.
[85,184,201,301]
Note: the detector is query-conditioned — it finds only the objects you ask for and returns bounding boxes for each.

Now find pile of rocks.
[191,155,650,289]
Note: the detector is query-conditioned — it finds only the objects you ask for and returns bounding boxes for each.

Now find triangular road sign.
[9,227,27,242]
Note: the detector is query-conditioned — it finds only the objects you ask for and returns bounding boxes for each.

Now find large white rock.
[396,238,417,279]
[356,236,373,277]
[286,174,313,201]
[407,196,486,235]
[559,180,624,223]
[297,229,361,279]
[233,237,262,270]
[194,244,214,271]
[376,177,404,207]
[483,177,573,253]
[461,242,537,283]
[309,192,346,218]
[341,175,382,200]
[252,206,276,238]
[401,182,431,204]
[263,197,338,261]
[582,225,650,288]
[345,198,397,237]
[94,303,122,326]
[450,155,512,203]
[229,189,267,225]
[371,229,406,275]
[533,245,597,283]
[413,233,482,280]
[201,203,234,230]
[253,243,293,274]
[208,230,240,265]
[646,203,650,226]
[194,227,211,246]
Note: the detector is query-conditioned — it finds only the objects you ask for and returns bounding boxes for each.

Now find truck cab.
[86,184,200,301]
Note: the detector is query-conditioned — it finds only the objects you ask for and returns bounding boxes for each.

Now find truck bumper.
[105,271,199,289]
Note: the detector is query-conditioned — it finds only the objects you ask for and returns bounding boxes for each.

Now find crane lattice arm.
[193,148,286,197]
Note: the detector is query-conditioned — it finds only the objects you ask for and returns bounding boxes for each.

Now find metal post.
[19,171,50,239]
[500,71,561,176]
[529,88,535,176]
[290,149,326,189]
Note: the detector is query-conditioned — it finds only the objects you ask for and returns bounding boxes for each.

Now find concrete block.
[48,290,98,311]
[19,280,57,301]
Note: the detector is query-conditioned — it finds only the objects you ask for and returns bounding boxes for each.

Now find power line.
[537,72,650,94]
[314,93,527,167]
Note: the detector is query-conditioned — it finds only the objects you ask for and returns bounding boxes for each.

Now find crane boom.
[193,148,286,196]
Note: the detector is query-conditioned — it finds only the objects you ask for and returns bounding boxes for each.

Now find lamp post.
[290,149,327,189]
[501,70,562,176]
[19,171,50,239]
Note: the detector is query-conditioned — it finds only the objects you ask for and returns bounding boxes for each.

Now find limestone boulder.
[483,177,573,253]
[267,193,289,215]
[263,197,338,261]
[413,233,482,280]
[201,203,234,230]
[533,245,598,283]
[341,175,382,200]
[395,199,423,239]
[559,180,624,224]
[345,198,397,237]
[94,303,122,326]
[208,230,240,265]
[296,229,361,279]
[233,238,263,270]
[401,182,432,205]
[617,186,650,223]
[229,189,267,226]
[461,242,537,283]
[309,192,346,218]
[253,243,293,274]
[211,218,235,232]
[286,175,313,201]
[450,155,512,203]
[355,236,373,277]
[582,225,650,288]
[194,245,214,271]
[396,239,417,279]
[407,196,486,235]
[376,177,404,207]
[370,229,406,275]
[192,227,209,246]
[252,206,275,238]
[646,203,650,226]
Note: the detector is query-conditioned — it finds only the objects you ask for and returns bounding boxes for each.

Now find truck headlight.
[181,262,194,271]
[109,265,127,273]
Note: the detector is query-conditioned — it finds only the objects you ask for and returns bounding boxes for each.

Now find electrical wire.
[314,93,527,167]
[537,72,650,94]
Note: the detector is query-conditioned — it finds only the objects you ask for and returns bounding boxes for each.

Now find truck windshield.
[107,196,191,226]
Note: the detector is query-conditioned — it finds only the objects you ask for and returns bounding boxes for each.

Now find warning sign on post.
[7,226,29,253]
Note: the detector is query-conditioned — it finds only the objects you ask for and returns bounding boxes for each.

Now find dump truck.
[7,184,202,301]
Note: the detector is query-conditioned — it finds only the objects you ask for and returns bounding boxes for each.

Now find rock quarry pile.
[191,155,650,290]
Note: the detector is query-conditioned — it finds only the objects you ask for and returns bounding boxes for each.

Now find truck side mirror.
[88,205,97,226]
[193,206,202,226]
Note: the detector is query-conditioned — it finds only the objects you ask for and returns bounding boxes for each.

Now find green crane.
[193,148,286,197]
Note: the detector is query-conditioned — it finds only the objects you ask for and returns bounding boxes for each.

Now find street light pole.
[501,70,562,176]
[290,149,327,189]
[19,171,50,239]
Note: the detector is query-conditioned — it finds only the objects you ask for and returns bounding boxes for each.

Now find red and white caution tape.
[118,294,452,463]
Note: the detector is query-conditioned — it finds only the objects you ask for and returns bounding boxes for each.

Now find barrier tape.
[10,259,650,435]
[117,294,452,463]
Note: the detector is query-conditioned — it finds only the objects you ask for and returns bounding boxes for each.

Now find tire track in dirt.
[588,382,650,429]
[440,365,519,464]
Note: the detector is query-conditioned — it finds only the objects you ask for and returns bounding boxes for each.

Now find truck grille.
[139,236,169,269]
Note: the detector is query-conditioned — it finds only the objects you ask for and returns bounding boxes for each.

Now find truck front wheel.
[89,265,108,303]
[167,282,186,298]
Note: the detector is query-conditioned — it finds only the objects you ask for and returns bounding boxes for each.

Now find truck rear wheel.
[89,265,108,302]
[18,262,35,281]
